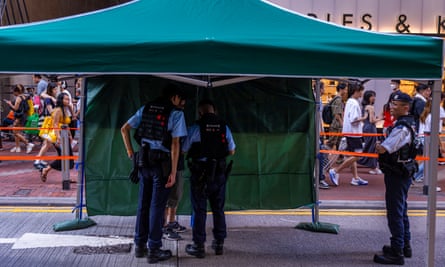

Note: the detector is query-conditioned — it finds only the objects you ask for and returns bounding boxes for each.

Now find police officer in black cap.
[374,91,416,265]
[182,99,236,258]
[121,84,187,264]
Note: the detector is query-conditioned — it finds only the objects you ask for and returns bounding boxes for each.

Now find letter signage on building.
[270,0,445,35]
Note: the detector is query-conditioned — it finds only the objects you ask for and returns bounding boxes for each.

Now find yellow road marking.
[0,207,84,213]
[0,207,444,217]
[226,209,445,217]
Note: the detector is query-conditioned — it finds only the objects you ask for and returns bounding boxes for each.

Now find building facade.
[270,0,445,113]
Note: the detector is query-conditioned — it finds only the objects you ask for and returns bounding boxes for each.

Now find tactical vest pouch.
[401,161,418,179]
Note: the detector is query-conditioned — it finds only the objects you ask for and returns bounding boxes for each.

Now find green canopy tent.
[0,0,441,78]
[0,0,443,262]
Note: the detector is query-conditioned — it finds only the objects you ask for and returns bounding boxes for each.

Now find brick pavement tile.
[1,140,77,198]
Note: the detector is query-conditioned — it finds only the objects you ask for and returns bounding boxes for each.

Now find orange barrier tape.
[320,132,383,137]
[0,126,79,131]
[320,149,377,158]
[0,155,78,161]
[320,132,445,137]
[319,149,433,162]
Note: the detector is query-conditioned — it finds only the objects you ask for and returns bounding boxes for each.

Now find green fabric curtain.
[84,76,315,216]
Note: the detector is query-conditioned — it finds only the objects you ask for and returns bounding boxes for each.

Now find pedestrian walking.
[328,83,368,186]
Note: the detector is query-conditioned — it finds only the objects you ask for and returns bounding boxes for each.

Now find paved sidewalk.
[0,140,78,200]
[1,208,445,267]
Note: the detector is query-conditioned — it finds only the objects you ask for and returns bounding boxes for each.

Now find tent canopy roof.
[0,0,442,79]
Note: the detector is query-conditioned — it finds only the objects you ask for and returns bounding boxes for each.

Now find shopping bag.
[24,113,39,135]
[38,116,57,143]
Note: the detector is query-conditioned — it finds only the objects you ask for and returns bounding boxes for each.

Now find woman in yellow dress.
[40,92,74,182]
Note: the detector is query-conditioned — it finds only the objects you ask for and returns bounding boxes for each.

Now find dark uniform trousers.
[384,172,412,250]
[190,163,227,245]
[134,164,171,249]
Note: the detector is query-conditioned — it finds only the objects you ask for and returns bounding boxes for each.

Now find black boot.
[374,247,404,265]
[211,240,224,255]
[185,243,205,258]
[148,248,172,264]
[134,245,148,258]
[382,243,412,258]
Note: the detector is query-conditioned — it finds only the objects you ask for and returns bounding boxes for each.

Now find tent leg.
[53,77,95,232]
[425,80,441,266]
[295,79,339,234]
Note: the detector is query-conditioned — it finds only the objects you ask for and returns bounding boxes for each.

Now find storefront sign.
[269,0,445,35]
[307,13,445,34]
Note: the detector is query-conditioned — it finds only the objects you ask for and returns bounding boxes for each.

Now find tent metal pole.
[155,74,208,87]
[74,78,86,220]
[425,80,441,267]
[313,79,321,223]
[211,76,262,87]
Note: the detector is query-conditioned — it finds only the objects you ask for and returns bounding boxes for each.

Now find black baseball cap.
[391,91,412,103]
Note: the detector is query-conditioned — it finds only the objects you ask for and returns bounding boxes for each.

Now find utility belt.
[378,154,418,179]
[137,143,171,176]
[188,158,226,184]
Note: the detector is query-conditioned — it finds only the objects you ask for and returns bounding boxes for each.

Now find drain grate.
[13,189,32,196]
[73,244,132,254]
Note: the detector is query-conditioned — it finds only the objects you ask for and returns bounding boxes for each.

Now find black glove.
[129,151,140,184]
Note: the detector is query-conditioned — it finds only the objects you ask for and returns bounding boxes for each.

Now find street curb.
[0,197,76,206]
[320,200,445,210]
[0,197,444,210]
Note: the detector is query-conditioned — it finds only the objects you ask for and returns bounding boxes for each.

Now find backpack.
[322,96,340,124]
[14,95,30,118]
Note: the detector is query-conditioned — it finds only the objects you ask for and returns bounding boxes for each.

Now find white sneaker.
[350,177,368,186]
[368,169,383,175]
[26,143,34,154]
[10,146,21,153]
[328,169,339,186]
[71,140,78,149]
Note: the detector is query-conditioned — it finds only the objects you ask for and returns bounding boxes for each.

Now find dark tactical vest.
[379,115,418,177]
[188,113,228,160]
[135,99,173,149]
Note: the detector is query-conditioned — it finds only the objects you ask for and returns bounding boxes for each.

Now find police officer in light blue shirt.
[121,84,187,264]
[183,99,235,258]
[374,91,414,265]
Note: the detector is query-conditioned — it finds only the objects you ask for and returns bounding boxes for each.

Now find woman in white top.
[329,83,369,186]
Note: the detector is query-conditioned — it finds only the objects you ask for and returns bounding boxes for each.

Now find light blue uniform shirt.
[127,105,187,152]
[182,123,236,154]
[381,123,412,154]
